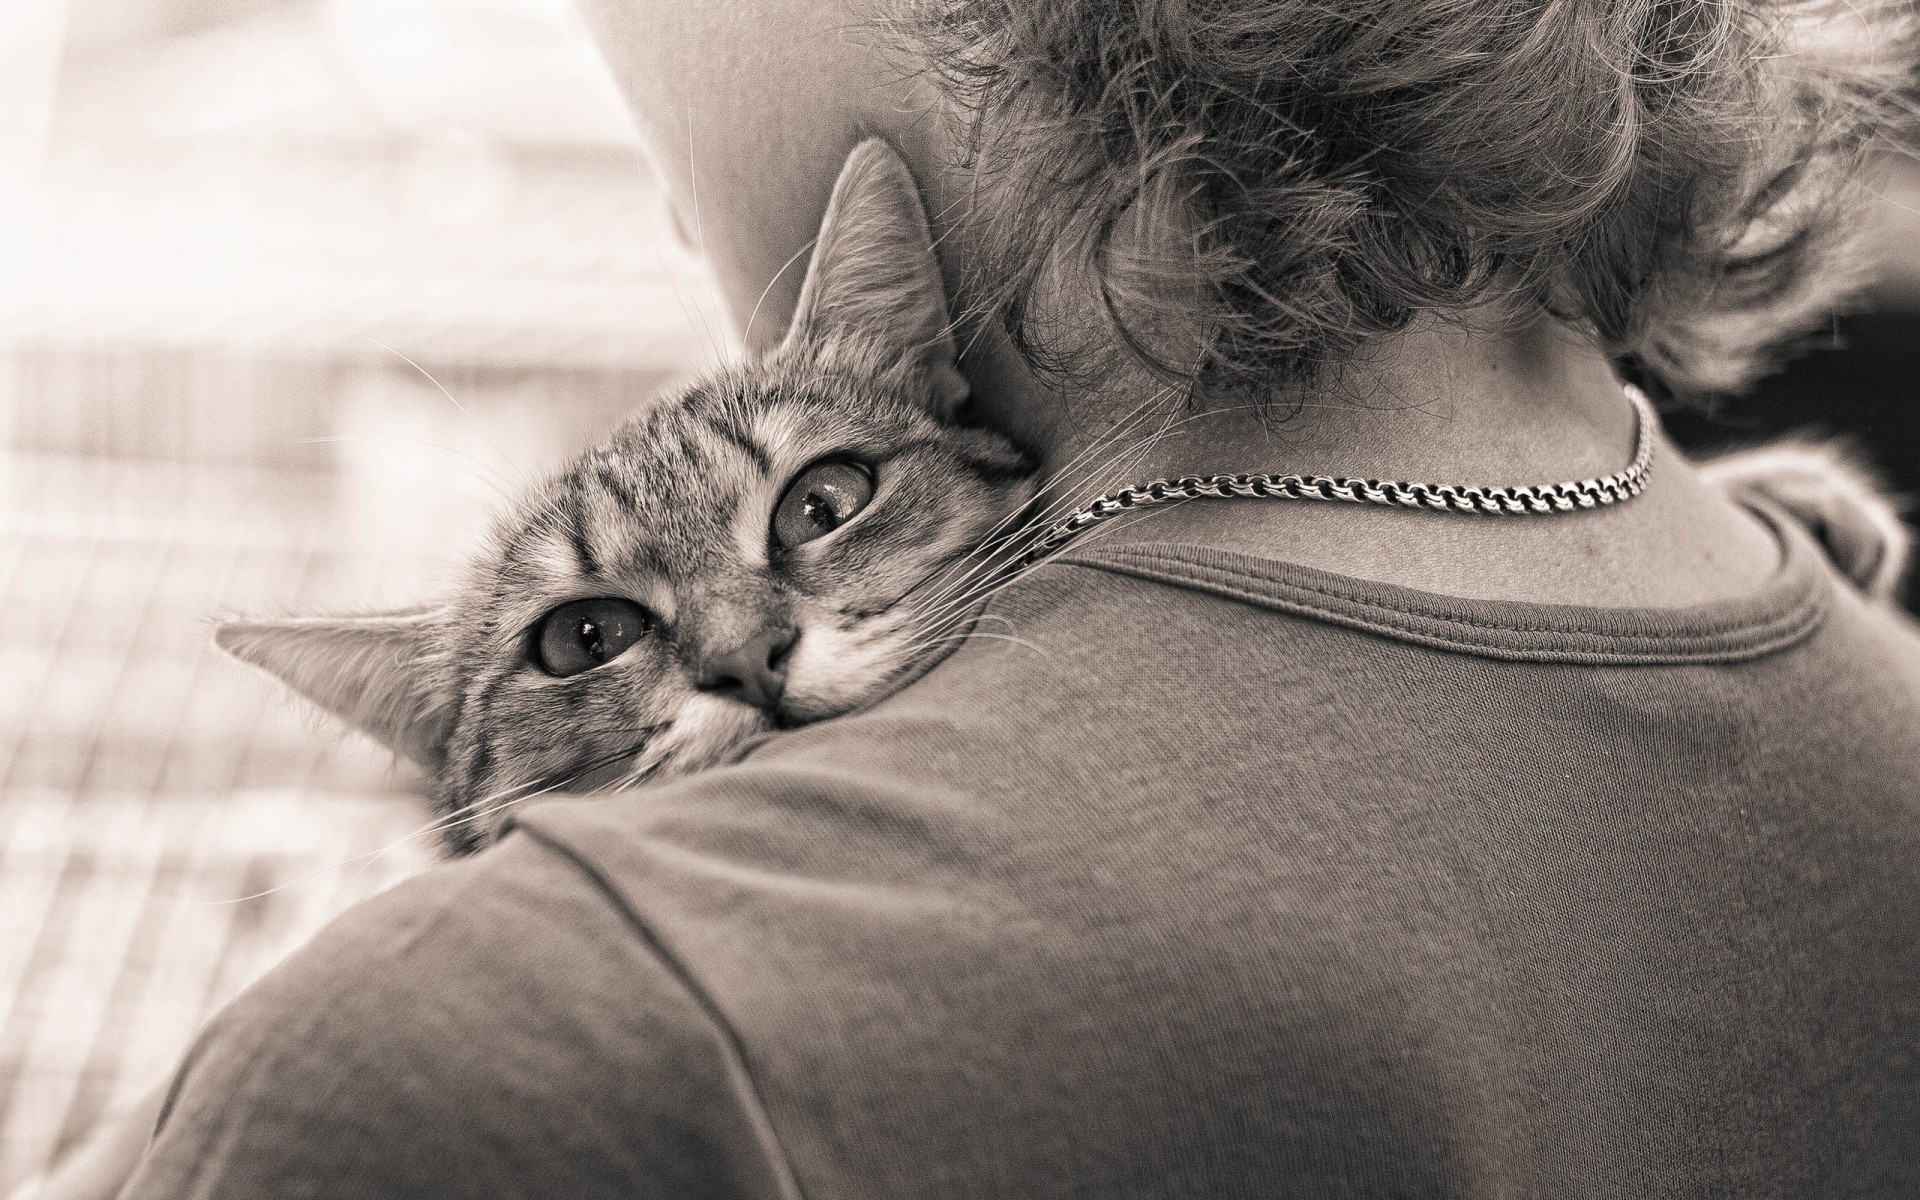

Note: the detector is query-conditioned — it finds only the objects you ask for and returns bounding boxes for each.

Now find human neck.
[973,313,1633,502]
[964,313,1783,608]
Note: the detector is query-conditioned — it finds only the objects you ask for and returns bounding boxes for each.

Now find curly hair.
[908,0,1917,401]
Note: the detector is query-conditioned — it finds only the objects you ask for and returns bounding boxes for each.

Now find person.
[74,0,1920,1194]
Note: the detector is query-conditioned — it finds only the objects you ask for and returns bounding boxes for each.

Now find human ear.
[215,610,452,769]
[779,138,971,418]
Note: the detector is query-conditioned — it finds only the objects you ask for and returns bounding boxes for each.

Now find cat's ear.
[215,610,452,769]
[780,138,970,418]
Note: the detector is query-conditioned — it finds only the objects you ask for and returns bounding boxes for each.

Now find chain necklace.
[1018,384,1658,566]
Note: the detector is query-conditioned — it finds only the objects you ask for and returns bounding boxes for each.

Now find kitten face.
[424,352,1031,846]
[217,140,1037,852]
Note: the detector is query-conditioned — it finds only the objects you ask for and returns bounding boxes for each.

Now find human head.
[581,0,1915,409]
[911,0,1918,400]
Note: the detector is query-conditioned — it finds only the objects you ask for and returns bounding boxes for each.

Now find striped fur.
[419,357,1031,851]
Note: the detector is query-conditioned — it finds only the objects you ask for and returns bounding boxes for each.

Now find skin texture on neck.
[577,0,1781,608]
[965,305,1778,606]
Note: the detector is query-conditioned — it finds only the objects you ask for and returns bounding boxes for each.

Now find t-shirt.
[125,502,1920,1198]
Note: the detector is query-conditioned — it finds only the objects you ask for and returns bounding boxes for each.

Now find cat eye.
[532,597,653,677]
[772,459,874,550]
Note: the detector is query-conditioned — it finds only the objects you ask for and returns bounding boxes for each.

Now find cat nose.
[692,625,798,709]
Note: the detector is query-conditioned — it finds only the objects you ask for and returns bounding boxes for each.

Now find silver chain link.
[1019,384,1659,566]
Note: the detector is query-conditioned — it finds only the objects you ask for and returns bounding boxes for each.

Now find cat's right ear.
[779,138,971,418]
[215,611,452,769]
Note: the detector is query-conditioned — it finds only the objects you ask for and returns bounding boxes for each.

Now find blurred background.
[0,0,1913,1190]
[0,0,724,1188]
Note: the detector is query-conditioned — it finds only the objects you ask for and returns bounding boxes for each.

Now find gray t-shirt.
[128,503,1920,1198]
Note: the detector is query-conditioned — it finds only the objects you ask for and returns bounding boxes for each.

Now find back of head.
[910,0,1919,401]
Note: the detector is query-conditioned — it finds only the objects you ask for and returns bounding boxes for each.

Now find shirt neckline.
[1056,500,1831,665]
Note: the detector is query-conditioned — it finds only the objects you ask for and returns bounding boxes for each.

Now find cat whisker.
[434,726,675,846]
[639,110,732,370]
[912,391,1290,621]
[646,223,728,371]
[742,236,818,350]
[615,752,675,792]
[907,531,1091,638]
[898,387,1192,617]
[684,110,729,356]
[891,473,1131,634]
[197,732,676,907]
[914,482,1201,636]
[906,382,1175,599]
[789,390,1174,632]
[320,319,534,488]
[983,387,1179,537]
[901,480,1100,617]
[293,435,520,504]
[906,619,1053,662]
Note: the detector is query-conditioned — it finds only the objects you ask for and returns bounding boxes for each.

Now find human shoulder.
[125,834,798,1199]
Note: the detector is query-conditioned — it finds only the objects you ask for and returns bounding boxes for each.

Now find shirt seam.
[1092,545,1810,638]
[1075,556,1823,664]
[1056,536,1828,666]
[517,825,811,1200]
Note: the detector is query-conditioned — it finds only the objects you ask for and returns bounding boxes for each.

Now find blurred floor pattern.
[0,450,437,1187]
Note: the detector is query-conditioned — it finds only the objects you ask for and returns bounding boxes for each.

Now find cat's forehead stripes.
[499,503,594,595]
[680,384,791,568]
[746,406,814,473]
[707,418,773,474]
[480,388,789,614]
[483,488,661,634]
[565,483,602,578]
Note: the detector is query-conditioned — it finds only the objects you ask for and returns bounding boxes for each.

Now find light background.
[0,0,725,1187]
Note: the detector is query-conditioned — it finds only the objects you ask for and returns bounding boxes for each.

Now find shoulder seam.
[517,825,811,1200]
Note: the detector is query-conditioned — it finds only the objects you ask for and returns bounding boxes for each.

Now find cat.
[218,140,1037,853]
[218,139,1910,855]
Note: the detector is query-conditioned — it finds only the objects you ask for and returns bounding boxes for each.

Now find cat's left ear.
[780,138,971,418]
[215,610,452,769]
